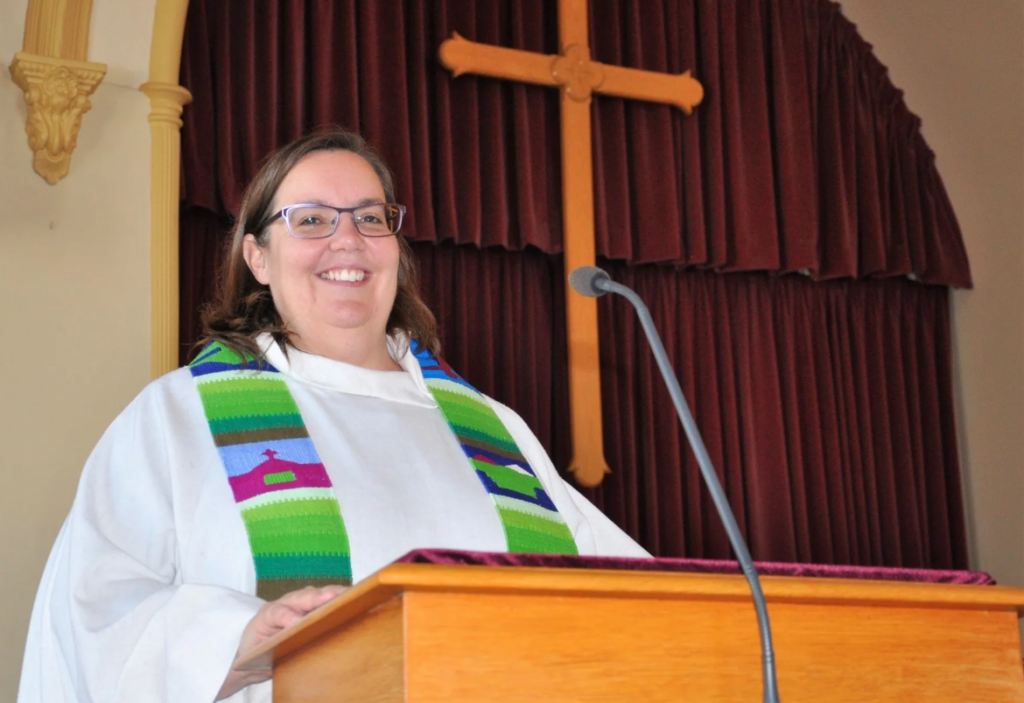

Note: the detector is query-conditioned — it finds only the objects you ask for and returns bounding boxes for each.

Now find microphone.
[570,266,782,703]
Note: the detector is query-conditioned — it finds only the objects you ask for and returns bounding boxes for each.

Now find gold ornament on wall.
[9,53,106,185]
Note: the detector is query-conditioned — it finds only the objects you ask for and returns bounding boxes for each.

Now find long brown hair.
[201,128,440,361]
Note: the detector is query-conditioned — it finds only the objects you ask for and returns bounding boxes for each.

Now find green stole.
[189,340,578,600]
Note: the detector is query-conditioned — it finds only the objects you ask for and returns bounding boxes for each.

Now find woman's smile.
[318,267,369,283]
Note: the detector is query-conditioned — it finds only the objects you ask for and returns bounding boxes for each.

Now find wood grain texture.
[558,0,589,48]
[438,33,556,85]
[274,598,405,703]
[403,591,1024,702]
[600,65,704,113]
[255,564,1024,702]
[559,82,609,488]
[368,564,1024,609]
[436,0,704,487]
[238,573,404,671]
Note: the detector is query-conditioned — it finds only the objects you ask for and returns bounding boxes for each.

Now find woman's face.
[243,150,400,354]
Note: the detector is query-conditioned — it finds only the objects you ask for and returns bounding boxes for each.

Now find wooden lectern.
[240,562,1024,702]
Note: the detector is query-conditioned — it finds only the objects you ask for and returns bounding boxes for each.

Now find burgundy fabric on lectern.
[177,0,971,570]
[397,549,995,586]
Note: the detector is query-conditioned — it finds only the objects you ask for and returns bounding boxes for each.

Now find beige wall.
[0,0,1022,701]
[0,0,154,699]
[840,0,1024,588]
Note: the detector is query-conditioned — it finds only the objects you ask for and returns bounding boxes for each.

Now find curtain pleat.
[414,242,967,566]
[177,0,970,568]
[181,0,971,285]
[179,206,232,357]
[578,265,966,566]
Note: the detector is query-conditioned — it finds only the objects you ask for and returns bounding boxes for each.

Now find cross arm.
[596,64,705,114]
[439,32,560,88]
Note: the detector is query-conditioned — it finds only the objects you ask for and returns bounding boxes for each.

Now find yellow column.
[142,0,191,377]
[139,82,191,377]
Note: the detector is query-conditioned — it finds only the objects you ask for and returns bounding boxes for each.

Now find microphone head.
[569,266,611,297]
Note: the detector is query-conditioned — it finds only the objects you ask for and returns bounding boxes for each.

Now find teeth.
[321,269,366,282]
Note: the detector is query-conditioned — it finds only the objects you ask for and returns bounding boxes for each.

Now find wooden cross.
[439,0,703,487]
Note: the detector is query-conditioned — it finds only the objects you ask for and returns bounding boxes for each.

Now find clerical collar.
[257,333,438,409]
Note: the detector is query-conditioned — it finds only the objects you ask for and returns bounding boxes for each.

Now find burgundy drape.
[398,550,995,586]
[178,0,970,568]
[181,0,970,284]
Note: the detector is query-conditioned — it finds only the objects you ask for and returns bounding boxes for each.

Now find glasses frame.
[268,202,407,239]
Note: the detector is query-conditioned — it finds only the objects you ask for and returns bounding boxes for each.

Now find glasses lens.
[353,203,402,236]
[286,206,338,239]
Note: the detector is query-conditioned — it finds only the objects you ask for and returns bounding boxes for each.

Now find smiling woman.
[17,128,650,702]
[244,150,401,370]
[241,149,403,368]
[204,132,439,374]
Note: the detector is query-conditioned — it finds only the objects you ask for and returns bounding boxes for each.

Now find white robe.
[18,338,649,703]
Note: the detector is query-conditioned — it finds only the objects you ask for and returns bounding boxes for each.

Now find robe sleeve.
[489,401,651,558]
[18,381,270,703]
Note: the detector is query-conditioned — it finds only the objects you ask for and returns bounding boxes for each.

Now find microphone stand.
[573,267,781,703]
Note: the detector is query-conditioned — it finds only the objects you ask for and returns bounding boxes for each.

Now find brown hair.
[201,128,440,361]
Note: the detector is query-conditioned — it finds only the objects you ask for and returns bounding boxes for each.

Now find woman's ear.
[242,234,271,285]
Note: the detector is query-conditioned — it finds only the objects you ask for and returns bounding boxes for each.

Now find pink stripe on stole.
[228,454,333,503]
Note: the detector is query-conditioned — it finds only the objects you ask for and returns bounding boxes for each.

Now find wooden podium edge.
[236,562,1024,671]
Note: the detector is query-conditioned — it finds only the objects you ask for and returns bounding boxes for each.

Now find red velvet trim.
[396,549,995,585]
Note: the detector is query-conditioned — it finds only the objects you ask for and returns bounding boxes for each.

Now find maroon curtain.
[178,0,970,568]
[589,265,963,566]
[180,0,970,284]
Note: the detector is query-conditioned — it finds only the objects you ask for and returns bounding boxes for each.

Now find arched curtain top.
[180,0,971,288]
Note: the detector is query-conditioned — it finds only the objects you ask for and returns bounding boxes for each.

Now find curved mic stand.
[569,266,781,703]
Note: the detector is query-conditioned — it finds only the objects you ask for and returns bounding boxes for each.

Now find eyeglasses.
[268,202,406,239]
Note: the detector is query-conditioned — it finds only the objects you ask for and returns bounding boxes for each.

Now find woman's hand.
[216,585,347,700]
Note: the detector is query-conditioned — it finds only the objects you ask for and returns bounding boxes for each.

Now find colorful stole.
[411,342,579,554]
[189,341,577,600]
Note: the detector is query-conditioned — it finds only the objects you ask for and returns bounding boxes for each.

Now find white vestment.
[19,338,649,703]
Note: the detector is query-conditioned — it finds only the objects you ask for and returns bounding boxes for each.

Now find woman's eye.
[298,216,323,226]
[358,214,384,224]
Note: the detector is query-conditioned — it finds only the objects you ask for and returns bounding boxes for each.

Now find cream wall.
[0,0,155,700]
[839,0,1024,592]
[0,1,1022,701]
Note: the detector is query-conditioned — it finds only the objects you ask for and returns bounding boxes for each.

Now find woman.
[19,129,648,703]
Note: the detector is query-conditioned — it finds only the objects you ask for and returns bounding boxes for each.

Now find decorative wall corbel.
[9,53,106,185]
[9,0,106,185]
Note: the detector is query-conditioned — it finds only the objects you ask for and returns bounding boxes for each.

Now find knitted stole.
[190,341,577,600]
[411,341,579,555]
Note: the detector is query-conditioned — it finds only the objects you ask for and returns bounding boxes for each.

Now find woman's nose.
[328,214,365,250]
